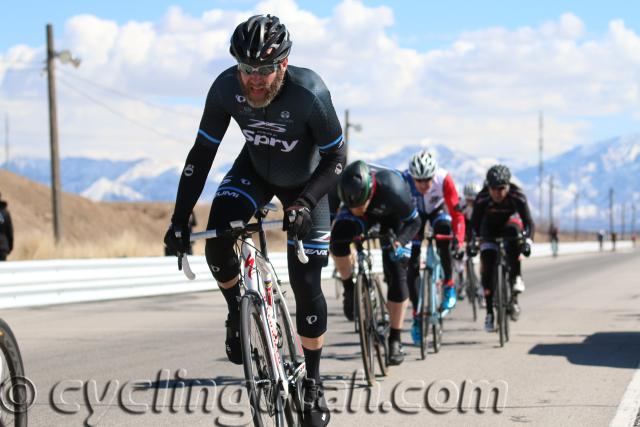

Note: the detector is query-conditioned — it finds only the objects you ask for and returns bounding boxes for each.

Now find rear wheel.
[496,265,507,347]
[241,296,285,427]
[0,319,28,427]
[419,270,430,360]
[356,274,375,386]
[372,275,389,376]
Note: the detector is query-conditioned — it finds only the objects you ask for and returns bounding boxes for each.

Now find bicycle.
[351,231,390,386]
[180,203,307,427]
[464,253,482,322]
[416,230,453,359]
[0,318,28,426]
[475,234,522,347]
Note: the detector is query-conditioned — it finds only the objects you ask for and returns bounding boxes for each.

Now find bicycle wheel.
[356,273,375,386]
[274,295,304,427]
[503,271,511,343]
[431,269,443,353]
[466,259,478,322]
[419,269,429,360]
[241,295,285,427]
[496,264,507,347]
[372,275,389,376]
[0,319,28,427]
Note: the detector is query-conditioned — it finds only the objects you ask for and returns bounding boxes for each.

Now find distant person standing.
[611,232,617,252]
[597,229,605,251]
[549,223,559,257]
[0,193,14,261]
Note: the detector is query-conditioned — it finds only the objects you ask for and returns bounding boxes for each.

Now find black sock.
[389,327,402,343]
[303,347,322,382]
[220,281,240,316]
[341,277,354,291]
[486,295,494,315]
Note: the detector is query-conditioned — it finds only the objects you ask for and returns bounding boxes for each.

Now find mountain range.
[2,134,639,231]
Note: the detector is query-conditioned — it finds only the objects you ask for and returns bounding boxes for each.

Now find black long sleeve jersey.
[172,65,346,224]
[470,182,535,239]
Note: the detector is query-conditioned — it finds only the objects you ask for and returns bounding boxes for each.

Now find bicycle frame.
[181,216,307,402]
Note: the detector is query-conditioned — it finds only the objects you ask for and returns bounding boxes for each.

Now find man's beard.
[238,68,285,108]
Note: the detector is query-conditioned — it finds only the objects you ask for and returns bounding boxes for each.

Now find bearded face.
[237,66,286,108]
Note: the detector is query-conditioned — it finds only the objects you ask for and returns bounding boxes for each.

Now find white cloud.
[1,1,639,165]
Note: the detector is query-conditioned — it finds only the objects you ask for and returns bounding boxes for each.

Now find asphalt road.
[2,249,639,426]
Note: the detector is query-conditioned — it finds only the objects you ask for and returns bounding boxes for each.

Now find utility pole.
[609,188,614,236]
[538,111,544,225]
[548,174,554,229]
[46,23,63,244]
[632,205,637,238]
[3,113,7,167]
[343,109,362,163]
[574,190,579,240]
[621,203,625,240]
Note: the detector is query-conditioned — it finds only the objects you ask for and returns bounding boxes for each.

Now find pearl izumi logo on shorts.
[335,163,343,175]
[306,315,318,325]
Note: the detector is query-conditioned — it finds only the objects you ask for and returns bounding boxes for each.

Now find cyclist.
[468,165,535,332]
[330,161,421,365]
[402,150,465,331]
[163,15,345,426]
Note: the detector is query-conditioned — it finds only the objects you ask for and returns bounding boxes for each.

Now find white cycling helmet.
[409,150,437,179]
[463,182,481,199]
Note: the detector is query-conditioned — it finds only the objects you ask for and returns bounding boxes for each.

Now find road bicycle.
[0,318,28,426]
[416,230,453,359]
[351,231,389,386]
[475,235,523,347]
[180,203,307,427]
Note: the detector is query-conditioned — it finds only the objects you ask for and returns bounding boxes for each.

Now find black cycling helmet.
[486,164,511,187]
[230,15,292,66]
[337,161,374,208]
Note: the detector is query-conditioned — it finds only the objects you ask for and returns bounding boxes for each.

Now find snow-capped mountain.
[2,135,638,230]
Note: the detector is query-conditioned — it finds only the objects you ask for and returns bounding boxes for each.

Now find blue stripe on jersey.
[216,186,257,210]
[287,240,330,249]
[198,129,221,145]
[318,135,343,151]
[402,208,419,222]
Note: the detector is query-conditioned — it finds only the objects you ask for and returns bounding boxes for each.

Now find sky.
[1,0,639,167]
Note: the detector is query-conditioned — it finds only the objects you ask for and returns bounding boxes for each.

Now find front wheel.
[356,274,376,386]
[241,296,285,427]
[372,275,389,376]
[0,319,28,427]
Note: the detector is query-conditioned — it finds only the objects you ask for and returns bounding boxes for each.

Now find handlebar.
[178,219,308,280]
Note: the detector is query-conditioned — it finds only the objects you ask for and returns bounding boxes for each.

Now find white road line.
[610,360,640,427]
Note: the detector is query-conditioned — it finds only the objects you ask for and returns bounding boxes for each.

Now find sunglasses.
[237,62,280,76]
[414,178,432,184]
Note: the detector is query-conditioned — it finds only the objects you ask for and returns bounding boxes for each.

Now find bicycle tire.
[241,295,286,427]
[0,319,28,427]
[496,264,506,347]
[466,259,478,322]
[432,279,442,353]
[356,274,375,386]
[419,270,429,360]
[274,295,304,427]
[503,271,511,343]
[372,275,389,376]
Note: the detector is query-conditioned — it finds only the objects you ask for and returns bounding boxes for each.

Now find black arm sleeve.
[392,177,422,245]
[397,213,422,246]
[171,82,230,224]
[470,194,488,237]
[5,211,12,252]
[296,92,345,209]
[516,196,535,240]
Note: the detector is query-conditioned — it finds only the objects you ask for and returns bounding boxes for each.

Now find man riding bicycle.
[468,165,535,332]
[330,161,421,365]
[164,15,345,427]
[402,150,465,328]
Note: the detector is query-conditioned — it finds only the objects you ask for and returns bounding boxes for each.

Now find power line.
[56,76,186,144]
[57,68,199,119]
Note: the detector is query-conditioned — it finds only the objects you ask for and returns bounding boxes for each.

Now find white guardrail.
[0,241,633,309]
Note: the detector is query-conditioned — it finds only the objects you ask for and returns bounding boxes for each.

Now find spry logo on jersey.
[247,119,287,133]
[242,130,299,152]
